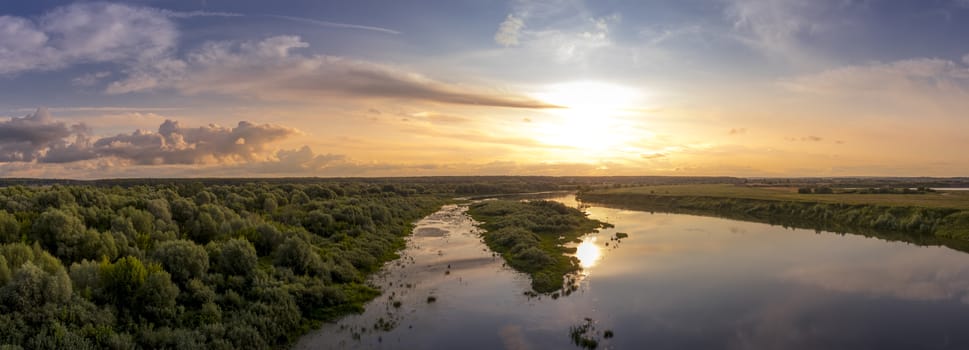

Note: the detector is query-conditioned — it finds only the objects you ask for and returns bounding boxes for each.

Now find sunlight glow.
[532,82,643,156]
[575,236,602,269]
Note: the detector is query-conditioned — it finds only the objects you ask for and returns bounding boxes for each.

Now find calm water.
[297,195,969,349]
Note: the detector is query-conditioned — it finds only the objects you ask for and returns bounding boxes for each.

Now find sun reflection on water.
[575,237,602,269]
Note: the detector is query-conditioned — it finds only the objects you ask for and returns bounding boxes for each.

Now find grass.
[593,184,969,210]
[468,200,609,293]
[580,184,969,242]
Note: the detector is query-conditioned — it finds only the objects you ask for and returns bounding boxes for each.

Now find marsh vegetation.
[467,200,609,293]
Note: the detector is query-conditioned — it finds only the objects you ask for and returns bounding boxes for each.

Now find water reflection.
[575,236,602,269]
[300,194,969,350]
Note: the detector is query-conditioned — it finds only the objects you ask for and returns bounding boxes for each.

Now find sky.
[1,0,968,178]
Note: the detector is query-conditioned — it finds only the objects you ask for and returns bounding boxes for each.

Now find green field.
[580,184,969,242]
[592,184,969,210]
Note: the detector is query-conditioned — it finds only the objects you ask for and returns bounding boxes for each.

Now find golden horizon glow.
[532,82,644,158]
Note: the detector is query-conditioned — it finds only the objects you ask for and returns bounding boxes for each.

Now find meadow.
[580,184,969,242]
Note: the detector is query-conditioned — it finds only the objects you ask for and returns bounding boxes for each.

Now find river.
[297,194,969,349]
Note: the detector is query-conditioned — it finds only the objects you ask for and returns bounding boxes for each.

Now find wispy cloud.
[781,56,969,95]
[108,35,557,109]
[160,10,243,19]
[722,0,862,66]
[13,106,182,113]
[71,71,113,87]
[263,14,400,35]
[495,14,525,46]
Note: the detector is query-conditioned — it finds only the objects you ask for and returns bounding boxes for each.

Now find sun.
[532,81,642,155]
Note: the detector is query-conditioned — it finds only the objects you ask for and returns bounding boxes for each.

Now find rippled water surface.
[297,195,969,349]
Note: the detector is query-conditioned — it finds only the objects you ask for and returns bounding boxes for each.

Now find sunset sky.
[1,0,967,178]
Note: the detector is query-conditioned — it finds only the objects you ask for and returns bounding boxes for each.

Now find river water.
[297,194,969,349]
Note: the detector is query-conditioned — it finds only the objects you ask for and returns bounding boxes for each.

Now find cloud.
[0,108,81,162]
[729,128,747,135]
[87,120,298,165]
[723,0,859,64]
[779,55,969,124]
[782,248,969,304]
[495,14,525,47]
[109,35,557,109]
[0,2,176,74]
[71,71,112,87]
[0,108,298,165]
[160,10,243,19]
[263,14,400,35]
[782,56,969,95]
[784,136,823,142]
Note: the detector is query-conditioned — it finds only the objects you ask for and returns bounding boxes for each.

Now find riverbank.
[578,185,969,244]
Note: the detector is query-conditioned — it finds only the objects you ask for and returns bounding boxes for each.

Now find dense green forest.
[468,200,609,293]
[0,182,447,349]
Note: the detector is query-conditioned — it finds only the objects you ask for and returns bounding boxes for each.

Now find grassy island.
[579,184,969,247]
[467,200,609,293]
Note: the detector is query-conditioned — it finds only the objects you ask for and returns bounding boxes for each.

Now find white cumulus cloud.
[0,3,176,74]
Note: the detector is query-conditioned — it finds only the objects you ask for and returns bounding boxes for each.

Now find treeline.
[578,192,969,244]
[0,182,445,349]
[468,200,608,293]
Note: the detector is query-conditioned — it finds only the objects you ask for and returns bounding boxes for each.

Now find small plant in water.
[392,300,402,308]
[426,296,437,303]
[569,318,599,349]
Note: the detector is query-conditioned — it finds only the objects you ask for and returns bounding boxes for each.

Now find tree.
[31,209,86,257]
[134,270,179,325]
[261,197,278,213]
[99,256,150,307]
[0,255,9,286]
[0,260,71,311]
[301,210,334,236]
[815,187,834,194]
[146,198,173,224]
[210,238,257,278]
[274,237,323,276]
[151,240,209,284]
[0,211,19,244]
